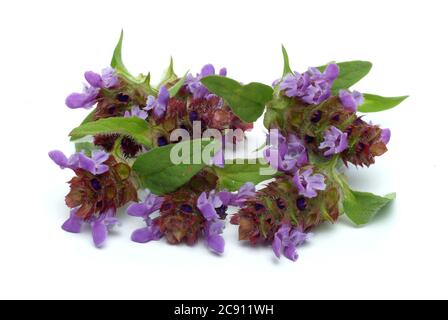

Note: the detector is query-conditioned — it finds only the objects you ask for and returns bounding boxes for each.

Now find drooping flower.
[90,209,120,248]
[319,126,348,156]
[293,168,326,198]
[272,224,312,261]
[49,150,109,175]
[185,64,227,99]
[220,182,256,208]
[339,90,364,112]
[84,67,119,89]
[66,85,100,109]
[197,190,223,221]
[264,130,308,172]
[127,190,164,219]
[381,128,391,145]
[61,208,119,248]
[66,68,119,109]
[144,86,170,118]
[204,220,225,254]
[131,218,163,243]
[124,106,148,120]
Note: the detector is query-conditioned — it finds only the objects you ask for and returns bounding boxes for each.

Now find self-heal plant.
[50,32,406,261]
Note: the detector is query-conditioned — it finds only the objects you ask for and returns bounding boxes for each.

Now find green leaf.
[74,142,98,157]
[358,94,408,113]
[110,30,141,84]
[157,57,177,88]
[318,61,372,94]
[70,109,96,141]
[201,76,273,122]
[281,45,293,76]
[214,160,277,191]
[168,71,188,97]
[343,190,396,225]
[133,139,213,195]
[69,117,152,147]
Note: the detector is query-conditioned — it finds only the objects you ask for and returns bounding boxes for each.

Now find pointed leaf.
[158,57,178,88]
[70,109,96,141]
[201,76,273,123]
[343,190,396,225]
[358,94,408,113]
[214,159,277,191]
[281,45,293,76]
[133,139,213,195]
[168,71,188,97]
[69,117,152,147]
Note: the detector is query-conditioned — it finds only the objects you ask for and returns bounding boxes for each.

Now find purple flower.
[49,150,109,175]
[381,128,391,145]
[272,224,312,261]
[65,85,100,109]
[279,64,339,105]
[144,86,170,118]
[220,182,256,207]
[84,67,119,89]
[127,191,164,244]
[131,218,163,243]
[66,68,119,109]
[185,64,227,99]
[61,208,83,233]
[197,191,223,221]
[127,190,164,219]
[264,130,308,172]
[279,71,310,98]
[339,90,364,112]
[204,220,225,254]
[90,209,119,248]
[124,106,148,120]
[319,126,348,156]
[61,208,118,248]
[293,168,326,198]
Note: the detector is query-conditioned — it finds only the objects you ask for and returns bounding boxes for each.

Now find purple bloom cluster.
[272,224,312,261]
[124,106,148,120]
[279,64,339,105]
[66,67,119,109]
[293,168,326,198]
[62,208,119,248]
[339,90,364,112]
[49,150,109,175]
[185,64,227,99]
[264,130,308,172]
[127,191,164,243]
[144,86,170,119]
[319,126,348,156]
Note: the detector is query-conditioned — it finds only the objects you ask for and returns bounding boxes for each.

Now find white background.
[0,0,447,299]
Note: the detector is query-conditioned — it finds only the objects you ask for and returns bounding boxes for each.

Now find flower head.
[124,106,148,120]
[339,90,364,112]
[272,224,312,261]
[144,86,170,118]
[85,67,119,89]
[319,126,348,156]
[293,168,326,198]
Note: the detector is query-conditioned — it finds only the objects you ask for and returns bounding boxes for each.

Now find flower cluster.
[50,35,402,262]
